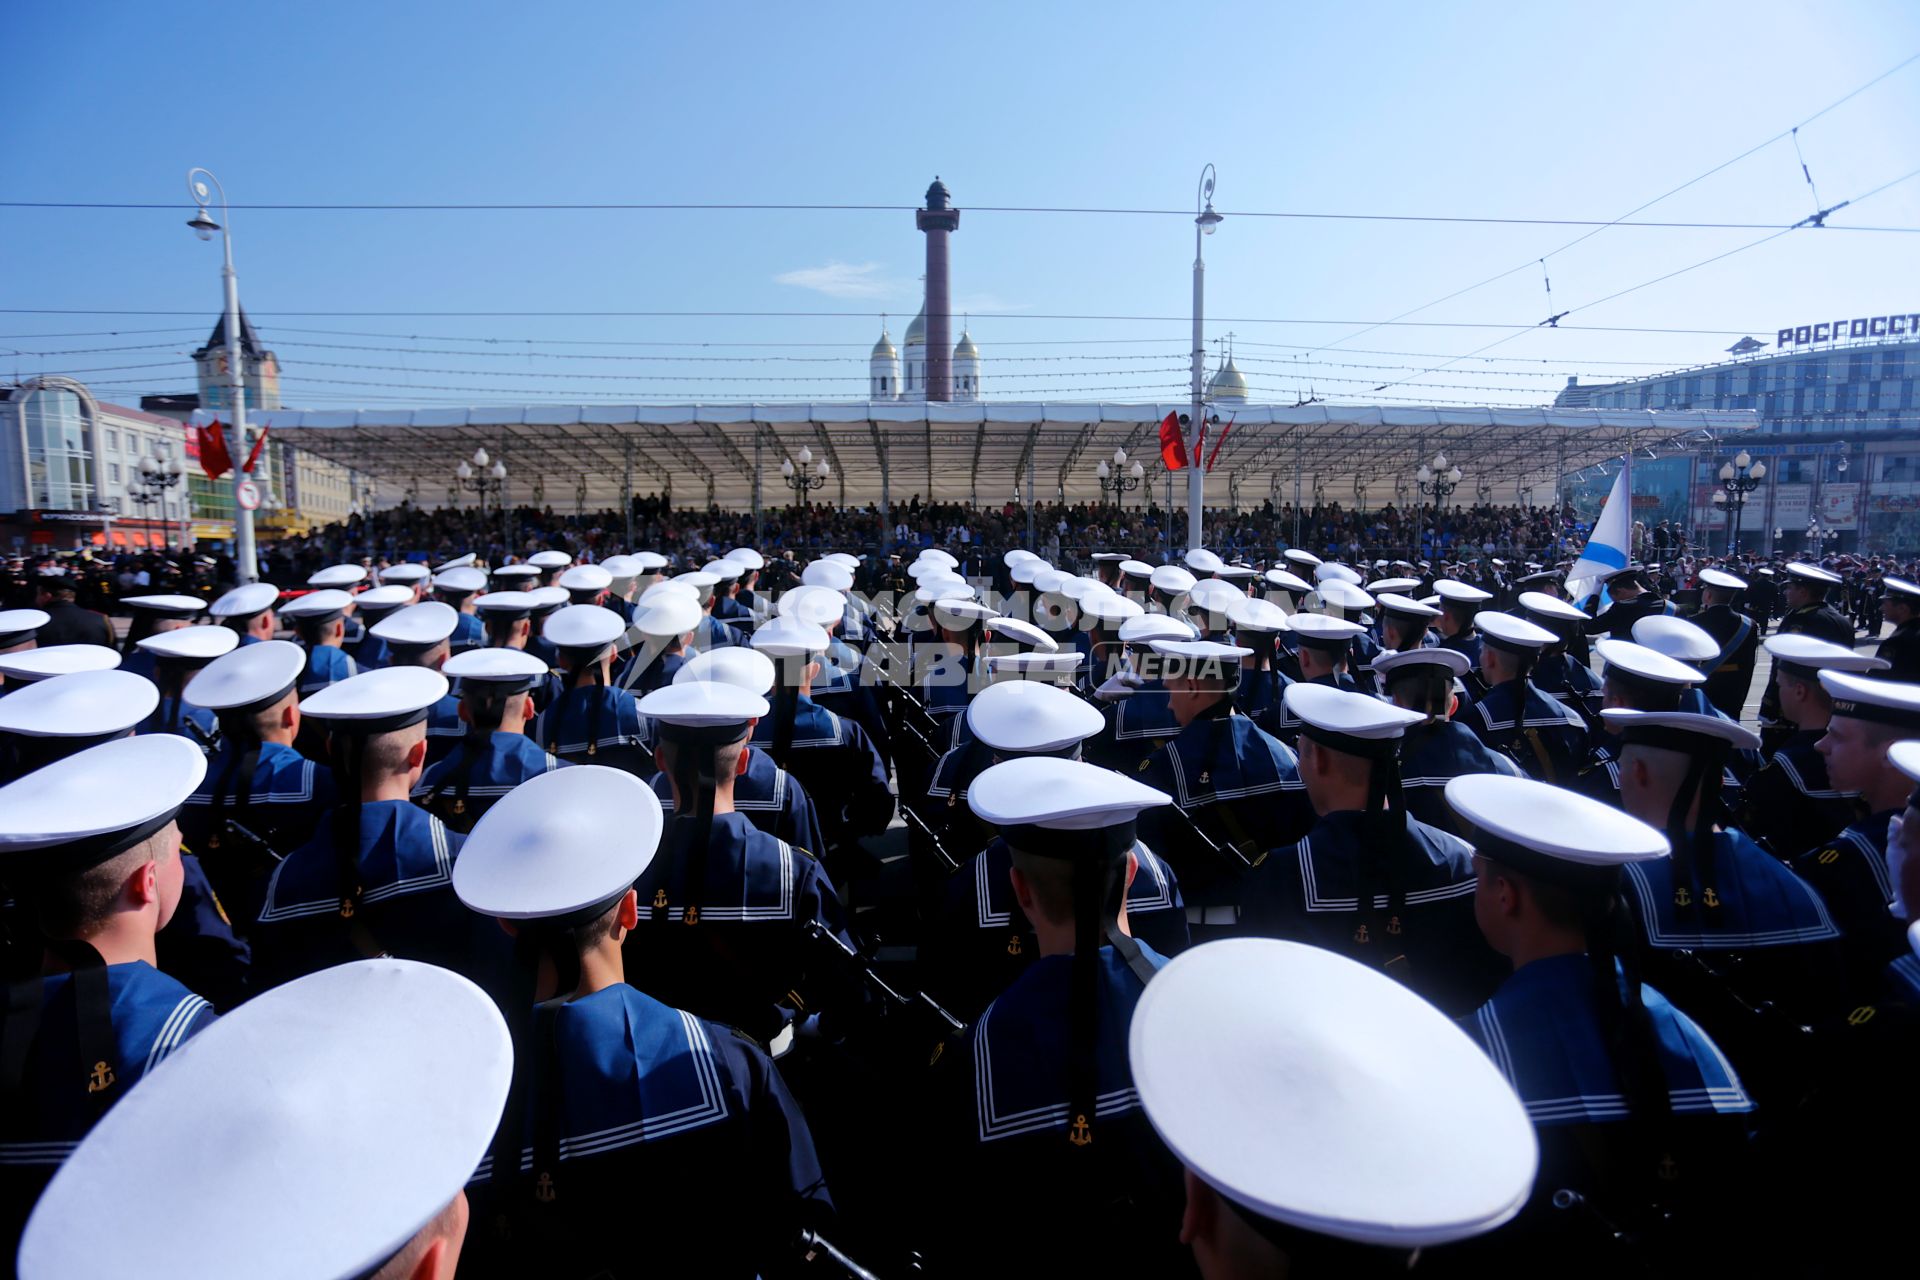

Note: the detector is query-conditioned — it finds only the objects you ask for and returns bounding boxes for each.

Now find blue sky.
[5,0,1918,409]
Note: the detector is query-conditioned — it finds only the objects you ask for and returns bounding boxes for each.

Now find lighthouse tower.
[915,178,960,402]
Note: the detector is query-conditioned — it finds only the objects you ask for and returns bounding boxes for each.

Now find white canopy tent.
[202,400,1758,515]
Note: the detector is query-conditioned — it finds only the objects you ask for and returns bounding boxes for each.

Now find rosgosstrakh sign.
[1777,311,1919,347]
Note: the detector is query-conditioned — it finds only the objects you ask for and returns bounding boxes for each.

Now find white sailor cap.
[279,589,355,622]
[1031,567,1074,594]
[1186,579,1243,614]
[543,604,626,651]
[1517,590,1587,626]
[985,616,1061,653]
[1763,633,1888,679]
[1883,575,1920,602]
[454,766,664,922]
[0,670,158,740]
[1227,596,1290,634]
[638,579,699,607]
[1117,615,1196,646]
[1785,562,1842,585]
[1130,937,1536,1248]
[1118,558,1154,579]
[675,646,776,694]
[473,590,540,618]
[1595,639,1704,688]
[208,581,280,620]
[0,644,121,683]
[1630,615,1720,664]
[984,651,1084,680]
[1366,577,1422,594]
[1286,614,1366,652]
[528,550,573,570]
[377,562,430,585]
[17,957,511,1280]
[915,580,975,606]
[673,570,721,591]
[636,679,769,728]
[1285,682,1423,743]
[1004,549,1042,568]
[432,567,488,595]
[1316,580,1376,612]
[1150,564,1197,595]
[726,548,766,571]
[1216,564,1258,581]
[352,585,416,614]
[370,602,459,650]
[966,679,1103,753]
[1375,593,1440,619]
[1434,579,1493,605]
[597,554,642,580]
[1313,562,1363,585]
[778,584,847,628]
[0,609,49,646]
[1058,575,1106,602]
[1282,549,1323,568]
[1475,611,1557,654]
[1008,558,1048,586]
[633,551,669,571]
[1089,552,1128,564]
[1372,647,1471,680]
[1447,772,1669,870]
[306,564,367,589]
[702,558,745,581]
[1150,638,1254,665]
[524,586,568,613]
[928,600,997,631]
[968,756,1170,830]
[1080,592,1144,625]
[558,564,613,593]
[1888,739,1920,785]
[1819,670,1920,731]
[632,594,703,638]
[1263,568,1313,595]
[1600,708,1761,752]
[434,553,477,571]
[302,666,451,726]
[822,552,862,570]
[1184,548,1225,574]
[1698,567,1748,591]
[136,625,238,665]
[121,594,206,616]
[185,640,305,712]
[802,560,855,591]
[751,615,831,658]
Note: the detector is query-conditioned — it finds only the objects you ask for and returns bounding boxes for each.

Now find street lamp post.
[780,445,831,503]
[1094,446,1145,507]
[186,168,257,582]
[1713,450,1765,556]
[455,447,508,518]
[1414,452,1463,558]
[1188,164,1222,553]
[136,454,186,551]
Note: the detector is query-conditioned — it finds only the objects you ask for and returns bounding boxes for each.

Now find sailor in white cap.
[783,584,894,771]
[1516,589,1601,718]
[1132,639,1311,934]
[1875,573,1920,681]
[677,568,746,655]
[367,603,465,765]
[376,559,431,599]
[344,584,417,672]
[1129,939,1538,1276]
[1570,639,1716,810]
[1089,550,1130,591]
[519,585,571,672]
[491,562,541,593]
[116,594,206,683]
[1372,647,1526,832]
[1260,614,1368,744]
[1755,563,1856,751]
[1692,567,1761,715]
[470,591,556,710]
[934,757,1184,1277]
[1081,614,1190,765]
[132,622,234,743]
[725,545,769,616]
[1793,672,1920,977]
[595,554,643,625]
[616,587,703,695]
[1432,578,1493,670]
[529,604,651,775]
[0,736,218,1249]
[177,640,334,924]
[429,565,488,652]
[704,556,757,635]
[749,617,894,867]
[252,668,502,993]
[1221,595,1290,737]
[278,588,360,696]
[208,580,281,647]
[527,547,573,587]
[1601,708,1844,1039]
[1631,614,1736,721]
[1184,578,1243,642]
[1374,590,1441,656]
[18,958,509,1280]
[413,649,563,833]
[1243,684,1500,1015]
[306,563,368,592]
[1282,547,1322,573]
[0,668,157,783]
[451,767,833,1275]
[0,608,49,665]
[1149,563,1197,612]
[1447,773,1755,1240]
[629,680,855,1042]
[661,647,825,855]
[557,562,613,609]
[1460,613,1590,785]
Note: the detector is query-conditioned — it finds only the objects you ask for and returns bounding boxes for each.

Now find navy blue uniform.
[349,630,391,671]
[690,614,743,653]
[1794,812,1909,992]
[1532,650,1601,721]
[295,643,357,696]
[450,610,485,653]
[136,696,219,749]
[422,691,464,765]
[1230,664,1290,740]
[1243,809,1504,1015]
[532,682,653,776]
[1083,683,1182,773]
[178,738,334,928]
[1735,729,1856,859]
[616,647,685,695]
[750,697,892,856]
[414,731,563,831]
[650,746,825,856]
[1438,627,1483,669]
[1398,719,1525,834]
[1463,678,1590,786]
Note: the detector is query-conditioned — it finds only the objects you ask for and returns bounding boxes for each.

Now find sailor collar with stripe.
[257,801,457,923]
[1619,828,1841,949]
[1283,811,1475,913]
[1147,709,1305,807]
[969,835,1176,930]
[641,812,803,924]
[1469,680,1587,734]
[182,739,320,807]
[750,697,846,748]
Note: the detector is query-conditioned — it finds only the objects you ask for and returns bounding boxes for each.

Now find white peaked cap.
[370,602,460,649]
[455,767,664,920]
[967,755,1170,830]
[675,646,777,694]
[1447,772,1669,866]
[965,680,1104,752]
[135,625,238,663]
[186,640,306,711]
[0,734,206,854]
[306,564,367,588]
[0,670,158,739]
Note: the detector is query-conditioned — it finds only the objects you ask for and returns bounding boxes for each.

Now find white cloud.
[773,261,899,299]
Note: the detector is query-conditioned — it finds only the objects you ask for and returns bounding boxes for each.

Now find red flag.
[1157,411,1187,471]
[1205,414,1236,472]
[198,420,233,480]
[242,423,269,474]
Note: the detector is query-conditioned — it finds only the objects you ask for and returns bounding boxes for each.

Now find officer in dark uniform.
[453,764,834,1280]
[1758,562,1857,753]
[414,647,564,831]
[1692,567,1761,718]
[0,735,218,1260]
[1460,612,1589,786]
[1518,589,1602,722]
[1242,682,1504,1016]
[30,571,114,648]
[1374,648,1525,833]
[1735,636,1880,859]
[1874,574,1920,681]
[1580,565,1673,638]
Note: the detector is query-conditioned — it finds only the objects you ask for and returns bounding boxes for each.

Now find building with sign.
[1557,328,1920,555]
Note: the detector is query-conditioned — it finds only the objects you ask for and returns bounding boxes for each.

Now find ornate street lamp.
[781,445,830,501]
[1715,450,1765,556]
[1095,446,1145,506]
